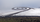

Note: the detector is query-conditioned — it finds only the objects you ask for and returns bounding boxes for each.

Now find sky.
[0,0,40,13]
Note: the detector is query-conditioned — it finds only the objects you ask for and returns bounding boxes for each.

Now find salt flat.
[0,8,40,16]
[13,8,40,16]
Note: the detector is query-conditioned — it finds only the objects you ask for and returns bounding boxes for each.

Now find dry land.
[0,16,40,22]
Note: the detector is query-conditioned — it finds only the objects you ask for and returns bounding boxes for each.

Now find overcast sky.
[0,0,40,13]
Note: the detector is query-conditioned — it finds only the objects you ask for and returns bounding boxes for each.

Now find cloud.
[0,0,40,13]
